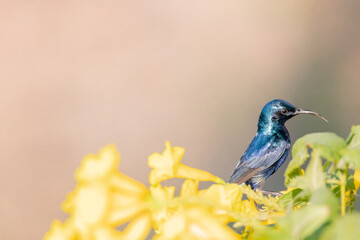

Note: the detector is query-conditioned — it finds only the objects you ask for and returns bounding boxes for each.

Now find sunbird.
[229,99,327,195]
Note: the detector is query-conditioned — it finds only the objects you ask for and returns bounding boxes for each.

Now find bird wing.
[229,135,288,185]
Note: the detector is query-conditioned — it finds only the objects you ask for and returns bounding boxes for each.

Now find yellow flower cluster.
[44,142,280,240]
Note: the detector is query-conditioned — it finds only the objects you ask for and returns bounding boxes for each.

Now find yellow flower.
[198,183,243,214]
[180,179,199,197]
[354,169,360,192]
[44,145,152,240]
[44,220,77,240]
[149,170,246,238]
[149,184,176,231]
[150,181,253,239]
[148,141,224,185]
[153,206,240,240]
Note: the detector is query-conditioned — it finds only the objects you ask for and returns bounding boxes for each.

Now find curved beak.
[294,108,328,123]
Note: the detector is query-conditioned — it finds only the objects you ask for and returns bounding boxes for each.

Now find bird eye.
[281,109,288,115]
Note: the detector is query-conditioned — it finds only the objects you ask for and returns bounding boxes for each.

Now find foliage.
[44,126,360,240]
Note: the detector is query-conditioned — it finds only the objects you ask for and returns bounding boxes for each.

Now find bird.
[229,99,327,195]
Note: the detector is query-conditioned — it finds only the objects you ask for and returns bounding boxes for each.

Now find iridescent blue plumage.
[229,99,327,190]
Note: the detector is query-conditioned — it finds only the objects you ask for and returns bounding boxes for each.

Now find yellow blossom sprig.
[45,141,285,240]
[239,184,283,212]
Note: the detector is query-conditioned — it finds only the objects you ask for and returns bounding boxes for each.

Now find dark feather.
[229,133,289,185]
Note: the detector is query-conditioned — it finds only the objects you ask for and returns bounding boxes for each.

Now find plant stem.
[340,168,348,216]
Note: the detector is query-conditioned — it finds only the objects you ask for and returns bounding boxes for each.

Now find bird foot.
[260,190,283,197]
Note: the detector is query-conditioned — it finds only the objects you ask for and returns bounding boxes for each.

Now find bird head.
[258,99,327,132]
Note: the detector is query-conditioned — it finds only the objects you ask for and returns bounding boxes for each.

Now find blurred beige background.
[1,1,360,239]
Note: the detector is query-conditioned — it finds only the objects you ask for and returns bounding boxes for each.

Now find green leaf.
[255,205,331,240]
[286,205,330,239]
[310,188,339,219]
[304,222,330,240]
[346,125,360,150]
[278,188,302,208]
[342,148,360,170]
[285,148,308,186]
[292,132,346,161]
[304,149,325,191]
[320,213,360,240]
[285,133,346,186]
[278,188,309,209]
[254,227,291,240]
[254,228,291,240]
[287,176,306,189]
